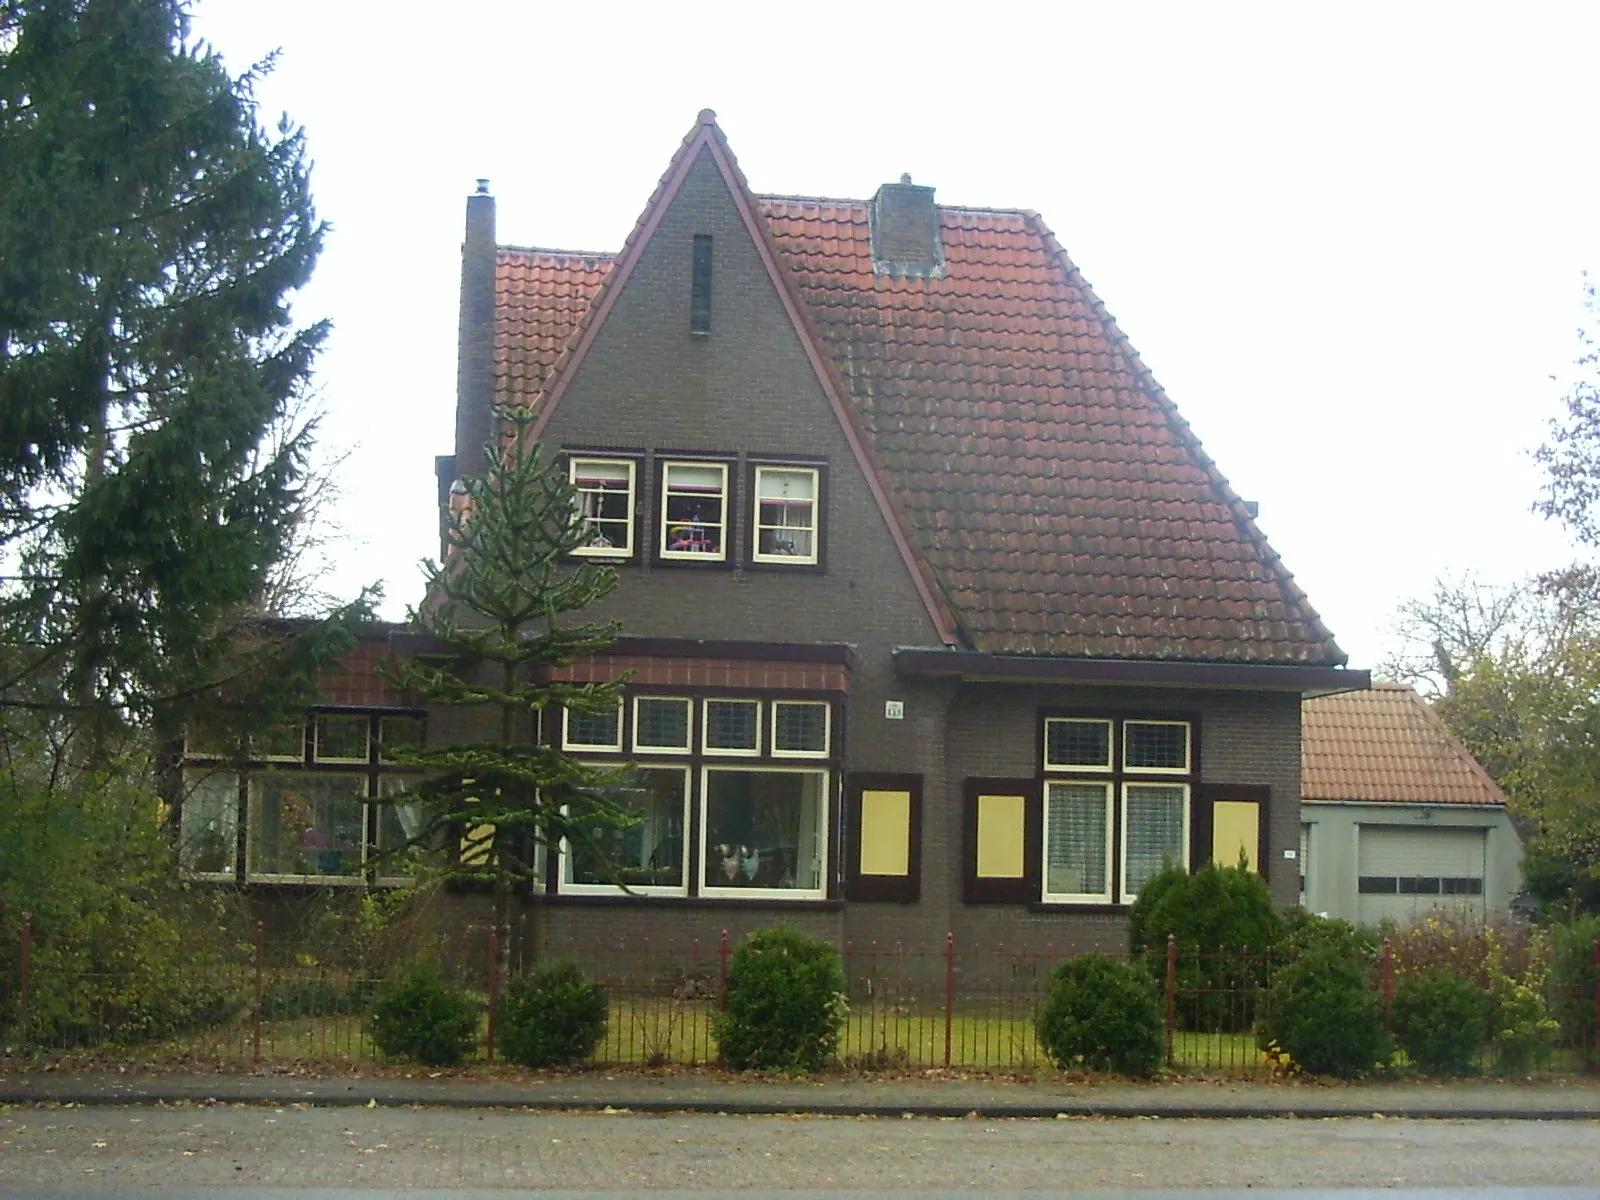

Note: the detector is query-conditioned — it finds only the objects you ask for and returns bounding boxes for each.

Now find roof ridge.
[497,244,615,260]
[1022,209,1348,668]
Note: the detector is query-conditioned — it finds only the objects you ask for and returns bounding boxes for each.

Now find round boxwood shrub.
[1259,945,1389,1078]
[499,960,609,1068]
[712,926,846,1071]
[1126,861,1283,1032]
[369,966,480,1067]
[1392,967,1489,1076]
[1036,954,1165,1077]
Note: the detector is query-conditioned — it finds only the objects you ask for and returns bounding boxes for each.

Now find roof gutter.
[892,648,1370,696]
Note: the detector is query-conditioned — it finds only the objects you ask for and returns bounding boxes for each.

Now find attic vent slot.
[690,234,713,335]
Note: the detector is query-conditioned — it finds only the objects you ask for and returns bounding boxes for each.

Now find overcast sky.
[193,0,1600,671]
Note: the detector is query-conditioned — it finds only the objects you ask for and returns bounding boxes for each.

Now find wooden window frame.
[749,463,824,568]
[556,762,693,898]
[702,697,762,757]
[562,702,625,753]
[632,695,694,755]
[567,454,638,560]
[657,458,732,564]
[1040,777,1115,904]
[770,699,830,758]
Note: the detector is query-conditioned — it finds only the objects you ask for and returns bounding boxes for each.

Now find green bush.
[1392,968,1490,1075]
[499,960,608,1068]
[1036,954,1164,1077]
[1126,862,1283,1031]
[369,966,480,1067]
[712,926,846,1071]
[1279,908,1380,961]
[1489,972,1559,1075]
[1547,915,1600,1055]
[1260,945,1389,1078]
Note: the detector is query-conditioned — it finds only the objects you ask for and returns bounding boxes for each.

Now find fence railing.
[3,913,1598,1077]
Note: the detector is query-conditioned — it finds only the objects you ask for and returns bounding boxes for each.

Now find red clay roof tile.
[492,156,1346,666]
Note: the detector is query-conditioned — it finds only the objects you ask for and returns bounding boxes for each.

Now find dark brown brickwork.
[551,653,848,692]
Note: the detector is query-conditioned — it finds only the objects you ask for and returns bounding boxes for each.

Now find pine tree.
[0,0,332,754]
[384,406,642,913]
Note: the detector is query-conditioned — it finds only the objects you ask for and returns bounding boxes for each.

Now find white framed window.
[245,771,368,884]
[1123,720,1190,774]
[570,456,635,557]
[699,766,828,899]
[703,698,761,756]
[660,461,728,560]
[314,713,371,764]
[561,765,691,896]
[1043,717,1113,772]
[771,700,829,757]
[563,702,624,752]
[633,696,692,754]
[179,769,239,880]
[1042,780,1114,903]
[753,466,819,564]
[1120,782,1189,901]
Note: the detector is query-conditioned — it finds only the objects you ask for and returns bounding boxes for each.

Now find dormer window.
[569,457,635,558]
[660,461,728,561]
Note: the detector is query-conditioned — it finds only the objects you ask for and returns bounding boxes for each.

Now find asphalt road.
[1,1104,1598,1194]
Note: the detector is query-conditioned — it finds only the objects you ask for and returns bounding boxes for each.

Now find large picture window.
[660,461,728,561]
[247,771,368,882]
[562,766,690,895]
[1038,713,1195,906]
[701,767,827,898]
[570,456,635,557]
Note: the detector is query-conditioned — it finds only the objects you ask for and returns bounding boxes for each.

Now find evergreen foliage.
[1035,955,1165,1077]
[1259,944,1389,1078]
[0,0,340,756]
[712,926,847,1071]
[381,406,640,895]
[1126,861,1283,1031]
[368,966,479,1067]
[1391,968,1490,1075]
[498,960,609,1068]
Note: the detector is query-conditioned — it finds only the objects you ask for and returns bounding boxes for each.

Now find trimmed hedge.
[712,926,846,1071]
[369,966,480,1067]
[499,960,608,1068]
[1036,954,1165,1077]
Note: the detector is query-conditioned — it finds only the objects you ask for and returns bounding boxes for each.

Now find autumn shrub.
[369,966,479,1067]
[713,926,846,1071]
[1126,862,1282,1031]
[1036,954,1164,1077]
[499,960,609,1068]
[1392,968,1490,1075]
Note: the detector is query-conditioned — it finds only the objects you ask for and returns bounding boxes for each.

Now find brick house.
[179,112,1368,951]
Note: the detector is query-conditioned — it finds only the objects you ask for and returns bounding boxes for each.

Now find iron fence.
[3,914,1597,1077]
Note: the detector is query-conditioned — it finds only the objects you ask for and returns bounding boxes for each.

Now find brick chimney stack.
[454,178,497,474]
[870,173,943,277]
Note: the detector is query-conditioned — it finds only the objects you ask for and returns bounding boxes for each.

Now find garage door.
[1357,825,1485,926]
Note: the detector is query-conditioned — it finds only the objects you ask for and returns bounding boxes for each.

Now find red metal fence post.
[719,929,730,1012]
[1164,934,1177,1067]
[943,932,955,1069]
[252,921,263,1065]
[19,912,31,1042]
[1380,939,1395,1036]
[486,923,500,1062]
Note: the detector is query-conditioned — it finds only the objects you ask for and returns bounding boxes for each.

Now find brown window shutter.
[962,777,1039,904]
[844,772,922,903]
[1192,784,1271,877]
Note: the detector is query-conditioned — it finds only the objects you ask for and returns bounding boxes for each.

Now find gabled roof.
[492,115,1348,666]
[1302,683,1509,807]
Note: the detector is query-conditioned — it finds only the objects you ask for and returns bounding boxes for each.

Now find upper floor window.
[660,461,727,560]
[752,466,819,565]
[569,456,635,558]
